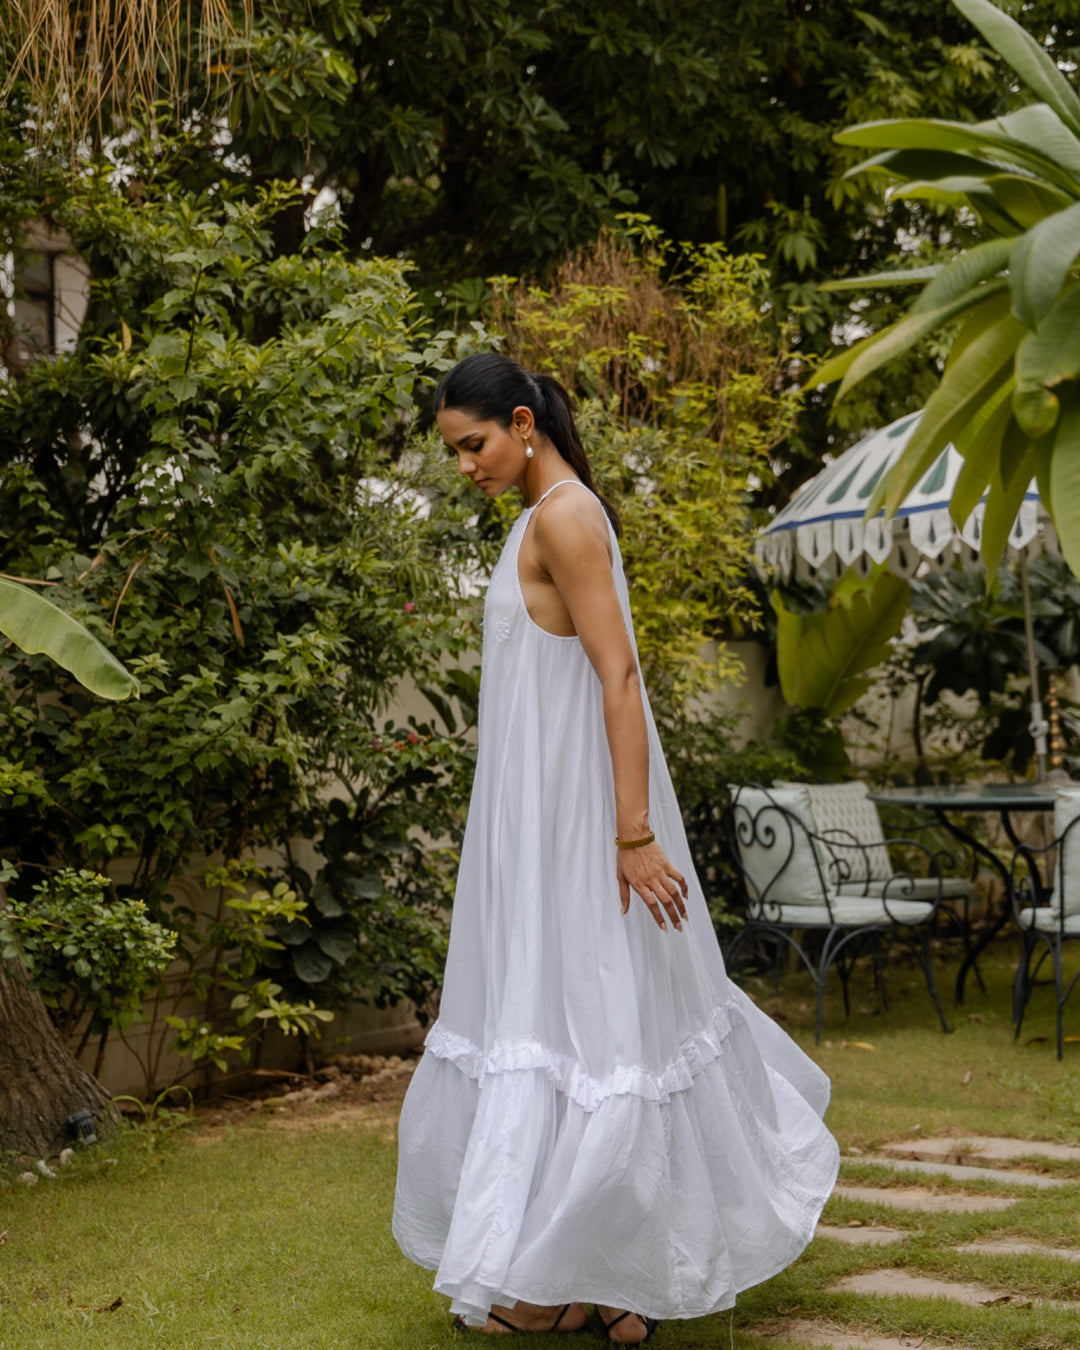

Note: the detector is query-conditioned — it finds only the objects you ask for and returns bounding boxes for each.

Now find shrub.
[0,868,175,1075]
[0,141,490,1089]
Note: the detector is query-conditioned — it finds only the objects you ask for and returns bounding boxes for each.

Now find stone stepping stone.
[833,1268,1075,1312]
[833,1269,1031,1306]
[957,1239,1080,1263]
[781,1320,954,1350]
[834,1184,1016,1213]
[882,1135,1080,1166]
[816,1224,908,1247]
[864,1156,1066,1188]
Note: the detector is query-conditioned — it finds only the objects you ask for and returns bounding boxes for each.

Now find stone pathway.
[780,1322,952,1350]
[860,1155,1066,1187]
[957,1238,1080,1262]
[880,1135,1080,1167]
[831,1183,1015,1213]
[748,1134,1080,1350]
[833,1269,1035,1306]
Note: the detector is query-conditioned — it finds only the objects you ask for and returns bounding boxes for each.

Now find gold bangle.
[615,831,655,850]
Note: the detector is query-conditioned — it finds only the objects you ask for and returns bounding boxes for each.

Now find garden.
[4,2,1080,1348]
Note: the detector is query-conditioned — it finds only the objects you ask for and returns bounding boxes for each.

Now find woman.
[392,354,838,1342]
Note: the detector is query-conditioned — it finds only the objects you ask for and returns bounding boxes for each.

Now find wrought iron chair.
[1011,786,1080,1059]
[789,780,984,990]
[723,783,950,1042]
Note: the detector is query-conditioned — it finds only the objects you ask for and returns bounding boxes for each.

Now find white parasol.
[757,411,1060,778]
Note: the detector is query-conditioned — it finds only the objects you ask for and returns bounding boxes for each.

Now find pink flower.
[403,601,416,613]
[408,730,420,745]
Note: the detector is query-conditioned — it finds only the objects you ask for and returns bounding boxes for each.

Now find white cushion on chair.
[756,896,935,928]
[1054,787,1080,917]
[729,785,826,906]
[1017,907,1080,935]
[777,780,892,885]
[838,876,976,902]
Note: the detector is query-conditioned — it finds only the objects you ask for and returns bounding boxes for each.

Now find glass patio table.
[868,782,1057,1003]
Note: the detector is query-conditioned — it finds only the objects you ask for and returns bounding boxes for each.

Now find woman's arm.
[531,495,689,932]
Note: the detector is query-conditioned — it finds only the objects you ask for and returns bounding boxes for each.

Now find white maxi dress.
[393,481,839,1327]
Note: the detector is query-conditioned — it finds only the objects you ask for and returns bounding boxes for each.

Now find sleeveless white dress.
[393,481,838,1327]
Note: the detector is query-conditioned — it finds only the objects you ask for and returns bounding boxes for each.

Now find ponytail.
[436,353,621,534]
[531,375,619,533]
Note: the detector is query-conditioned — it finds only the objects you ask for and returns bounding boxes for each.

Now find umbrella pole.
[1021,552,1048,782]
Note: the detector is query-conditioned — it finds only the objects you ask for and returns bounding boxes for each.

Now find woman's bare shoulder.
[532,483,610,549]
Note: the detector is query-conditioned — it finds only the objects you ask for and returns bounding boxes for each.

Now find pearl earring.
[525,442,534,459]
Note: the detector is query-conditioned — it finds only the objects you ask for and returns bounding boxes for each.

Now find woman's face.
[437,405,530,497]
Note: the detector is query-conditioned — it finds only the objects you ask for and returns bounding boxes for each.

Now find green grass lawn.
[2,940,1080,1349]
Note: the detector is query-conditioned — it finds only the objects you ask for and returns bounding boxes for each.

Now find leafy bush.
[160,865,334,1081]
[0,140,489,1088]
[0,869,175,1073]
[906,556,1080,776]
[492,218,799,706]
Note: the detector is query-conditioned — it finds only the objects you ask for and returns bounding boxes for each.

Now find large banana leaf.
[816,0,1080,577]
[836,118,1078,195]
[868,292,1027,517]
[815,282,1006,393]
[912,238,1015,315]
[1009,201,1080,328]
[952,379,1016,519]
[1050,394,1080,569]
[1013,289,1080,440]
[0,577,139,700]
[953,0,1080,141]
[772,569,910,717]
[992,104,1080,179]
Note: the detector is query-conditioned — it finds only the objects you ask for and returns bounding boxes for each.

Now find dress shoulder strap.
[529,478,591,510]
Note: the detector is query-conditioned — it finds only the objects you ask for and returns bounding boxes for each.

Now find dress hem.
[393,1216,825,1323]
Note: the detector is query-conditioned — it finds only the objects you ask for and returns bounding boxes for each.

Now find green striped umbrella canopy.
[758,411,1049,581]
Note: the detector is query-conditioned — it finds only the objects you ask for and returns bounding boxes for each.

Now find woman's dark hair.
[435,353,620,533]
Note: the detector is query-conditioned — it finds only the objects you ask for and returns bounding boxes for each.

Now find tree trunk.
[0,958,112,1160]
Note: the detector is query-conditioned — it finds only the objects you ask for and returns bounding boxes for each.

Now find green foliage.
[11,2,1080,501]
[271,758,472,1016]
[135,863,334,1082]
[772,567,911,717]
[905,556,1080,775]
[818,0,1080,576]
[109,1087,196,1156]
[376,1,1076,463]
[0,137,490,1088]
[491,219,800,710]
[0,869,175,1038]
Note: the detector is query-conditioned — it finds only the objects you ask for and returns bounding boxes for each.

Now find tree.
[815,0,1080,575]
[9,0,1080,488]
[0,571,138,1161]
[0,949,112,1160]
[4,2,1069,284]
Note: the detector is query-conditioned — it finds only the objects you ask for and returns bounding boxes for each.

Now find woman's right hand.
[617,842,688,932]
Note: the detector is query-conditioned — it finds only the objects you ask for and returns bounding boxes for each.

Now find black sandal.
[596,1309,659,1343]
[453,1303,580,1334]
